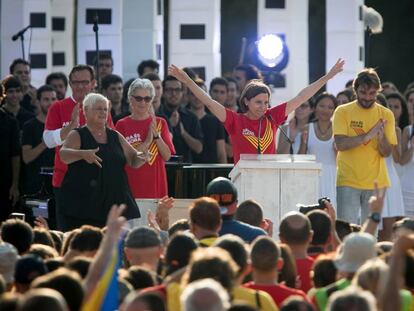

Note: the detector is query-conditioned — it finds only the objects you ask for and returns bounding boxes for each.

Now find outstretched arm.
[168,64,227,122]
[285,58,345,116]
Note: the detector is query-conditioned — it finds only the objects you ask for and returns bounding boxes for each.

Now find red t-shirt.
[44,97,114,187]
[296,256,315,293]
[223,103,287,164]
[115,116,175,199]
[243,282,308,307]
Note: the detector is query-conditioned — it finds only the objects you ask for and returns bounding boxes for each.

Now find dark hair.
[405,250,414,290]
[46,72,68,88]
[280,296,314,311]
[376,93,388,107]
[45,258,65,273]
[250,236,280,271]
[189,197,222,231]
[32,268,84,311]
[168,219,190,237]
[123,266,156,290]
[36,85,56,101]
[137,59,159,76]
[2,75,22,92]
[236,199,263,227]
[386,92,410,130]
[337,88,355,103]
[345,79,354,89]
[97,53,113,65]
[210,77,229,91]
[239,80,271,113]
[164,233,198,276]
[66,256,92,279]
[162,75,182,89]
[101,74,123,90]
[61,229,79,256]
[28,244,59,260]
[226,76,238,88]
[234,64,262,81]
[313,92,338,109]
[9,58,30,74]
[69,64,95,81]
[213,235,248,277]
[312,255,337,287]
[49,231,64,255]
[142,72,161,82]
[353,68,382,92]
[131,292,166,311]
[33,228,55,248]
[1,219,34,254]
[182,67,198,81]
[307,210,331,246]
[69,225,103,252]
[278,243,297,288]
[279,213,312,245]
[335,219,352,241]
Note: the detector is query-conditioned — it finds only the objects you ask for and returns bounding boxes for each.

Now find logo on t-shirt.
[242,128,254,136]
[242,120,274,153]
[350,121,370,145]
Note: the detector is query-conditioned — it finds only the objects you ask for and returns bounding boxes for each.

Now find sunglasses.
[130,95,152,103]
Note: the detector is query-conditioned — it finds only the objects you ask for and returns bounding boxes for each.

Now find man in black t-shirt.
[21,85,56,195]
[0,107,21,221]
[188,79,226,163]
[162,76,203,163]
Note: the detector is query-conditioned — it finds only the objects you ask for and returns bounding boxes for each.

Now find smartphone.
[9,212,25,221]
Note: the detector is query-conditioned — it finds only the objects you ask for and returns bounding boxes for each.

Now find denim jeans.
[336,186,374,225]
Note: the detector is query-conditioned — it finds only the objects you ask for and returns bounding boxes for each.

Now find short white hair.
[181,278,230,311]
[83,92,109,110]
[128,78,155,98]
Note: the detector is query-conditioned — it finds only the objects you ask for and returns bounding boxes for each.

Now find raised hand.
[105,204,127,238]
[170,110,180,128]
[168,64,190,84]
[34,216,49,230]
[70,103,80,128]
[326,58,345,79]
[82,147,103,168]
[365,119,386,142]
[368,182,386,214]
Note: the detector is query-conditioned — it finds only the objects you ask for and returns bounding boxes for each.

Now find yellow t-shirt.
[166,283,278,311]
[333,101,397,189]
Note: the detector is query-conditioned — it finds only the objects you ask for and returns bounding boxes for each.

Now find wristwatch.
[153,135,160,140]
[368,212,381,223]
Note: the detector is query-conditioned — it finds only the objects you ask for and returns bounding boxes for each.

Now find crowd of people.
[0,54,414,311]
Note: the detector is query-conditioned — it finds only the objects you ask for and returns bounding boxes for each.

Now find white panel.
[257,0,309,107]
[169,0,221,85]
[122,0,164,80]
[326,0,364,95]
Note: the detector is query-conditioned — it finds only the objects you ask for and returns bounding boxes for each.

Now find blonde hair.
[352,258,388,297]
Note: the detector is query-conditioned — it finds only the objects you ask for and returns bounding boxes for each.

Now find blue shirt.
[220,218,266,243]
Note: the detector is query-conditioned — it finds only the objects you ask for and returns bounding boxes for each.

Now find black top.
[163,105,203,163]
[0,108,21,192]
[4,106,35,130]
[21,118,55,195]
[60,126,140,228]
[192,113,225,163]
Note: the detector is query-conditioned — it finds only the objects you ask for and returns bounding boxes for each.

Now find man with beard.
[333,68,396,225]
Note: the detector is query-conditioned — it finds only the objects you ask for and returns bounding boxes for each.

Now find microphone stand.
[277,125,295,162]
[12,25,32,60]
[93,15,100,91]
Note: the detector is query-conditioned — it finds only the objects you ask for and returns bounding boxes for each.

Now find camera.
[297,197,330,214]
[9,212,25,221]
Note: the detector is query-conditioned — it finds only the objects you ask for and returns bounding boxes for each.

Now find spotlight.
[256,34,289,72]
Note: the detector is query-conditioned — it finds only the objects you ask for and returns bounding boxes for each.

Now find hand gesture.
[170,110,180,128]
[70,103,80,128]
[147,211,161,234]
[300,130,308,145]
[179,122,186,135]
[368,182,386,214]
[34,216,49,230]
[324,199,337,224]
[365,119,386,142]
[83,147,103,168]
[105,204,127,237]
[156,196,174,231]
[150,117,159,137]
[261,218,274,237]
[326,58,345,79]
[168,64,190,84]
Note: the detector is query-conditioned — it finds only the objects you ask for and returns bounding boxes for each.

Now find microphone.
[12,25,31,41]
[93,14,99,33]
[277,124,295,155]
[257,116,263,154]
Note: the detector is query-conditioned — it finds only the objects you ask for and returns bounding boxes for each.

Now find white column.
[122,0,164,80]
[257,0,309,106]
[169,0,221,86]
[326,0,364,95]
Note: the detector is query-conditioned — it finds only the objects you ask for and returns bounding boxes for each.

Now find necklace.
[317,122,332,137]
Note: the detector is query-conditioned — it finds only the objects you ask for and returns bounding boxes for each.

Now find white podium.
[229,154,321,236]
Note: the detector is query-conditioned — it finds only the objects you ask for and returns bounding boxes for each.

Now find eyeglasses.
[70,80,91,86]
[164,87,183,94]
[130,95,152,103]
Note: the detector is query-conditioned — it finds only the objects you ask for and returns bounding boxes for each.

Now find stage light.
[257,34,284,67]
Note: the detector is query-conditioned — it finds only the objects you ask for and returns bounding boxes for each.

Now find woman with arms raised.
[168,59,344,163]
